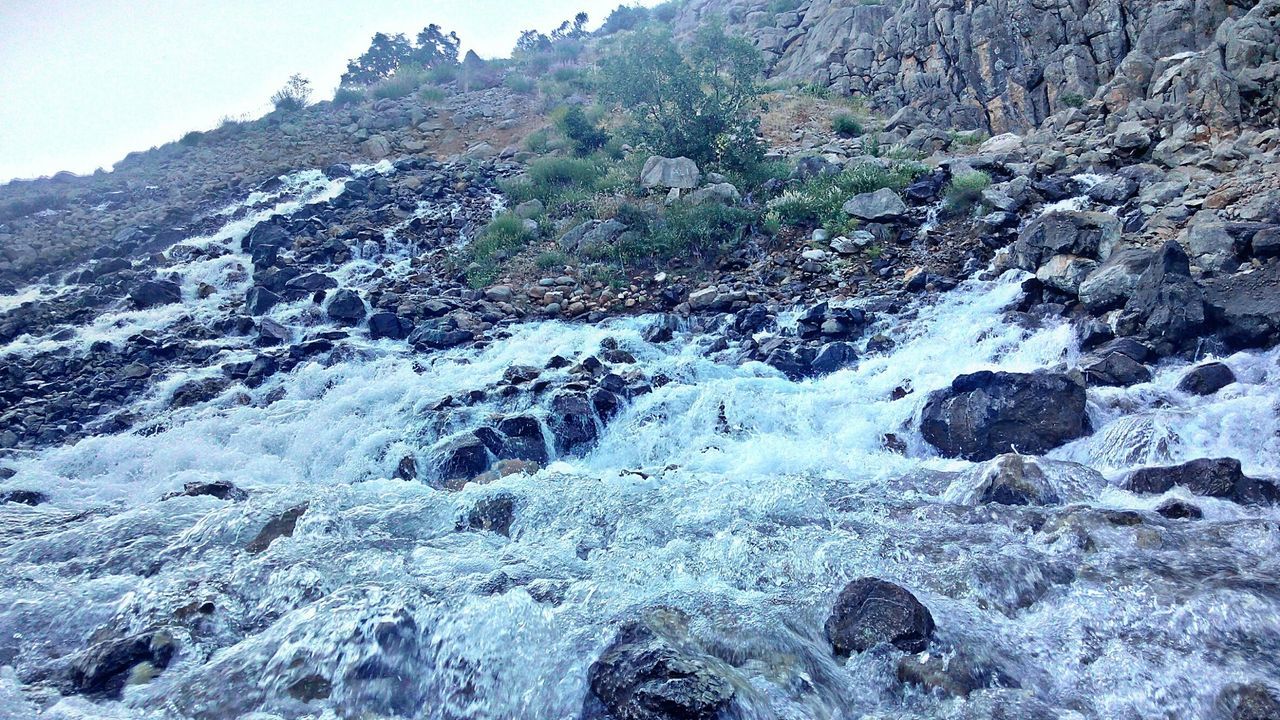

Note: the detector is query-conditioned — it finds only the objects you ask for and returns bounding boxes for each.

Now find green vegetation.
[332,86,366,107]
[556,106,610,156]
[767,162,927,234]
[370,69,423,100]
[535,250,570,270]
[949,129,987,147]
[504,74,537,94]
[465,213,534,286]
[179,130,204,147]
[270,74,311,112]
[500,156,609,208]
[943,170,992,212]
[342,25,460,86]
[523,129,553,154]
[598,21,765,172]
[418,86,446,103]
[832,112,864,138]
[1060,91,1086,108]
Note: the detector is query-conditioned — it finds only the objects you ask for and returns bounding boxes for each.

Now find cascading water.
[1,171,1278,720]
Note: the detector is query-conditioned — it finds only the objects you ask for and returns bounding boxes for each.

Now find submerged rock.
[944,454,1104,506]
[1125,458,1279,506]
[920,371,1090,461]
[897,651,1018,698]
[162,480,248,502]
[70,630,176,699]
[128,280,182,309]
[825,577,935,655]
[1177,362,1236,396]
[432,433,493,486]
[587,612,736,720]
[0,489,47,506]
[245,504,308,554]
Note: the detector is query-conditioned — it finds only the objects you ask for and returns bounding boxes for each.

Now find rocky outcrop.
[673,0,1280,134]
[920,371,1090,461]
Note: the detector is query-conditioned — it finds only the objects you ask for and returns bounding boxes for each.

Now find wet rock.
[128,280,182,309]
[170,377,230,408]
[1080,340,1152,387]
[495,415,549,464]
[285,272,338,293]
[245,503,307,554]
[70,630,176,698]
[1078,248,1153,312]
[1252,227,1280,260]
[1123,240,1206,352]
[257,318,292,346]
[1177,362,1236,396]
[1086,176,1138,205]
[432,433,493,486]
[0,489,47,506]
[547,392,598,455]
[843,188,908,222]
[640,156,701,190]
[897,651,1017,698]
[1011,212,1121,272]
[1216,682,1280,720]
[587,613,735,720]
[825,577,934,655]
[368,312,413,340]
[460,493,516,536]
[945,454,1103,506]
[1155,498,1203,520]
[1201,262,1280,349]
[326,289,366,325]
[1125,458,1279,506]
[810,342,858,375]
[244,355,278,388]
[503,365,540,385]
[1036,254,1098,295]
[408,321,474,350]
[245,286,282,316]
[920,371,1090,461]
[163,480,248,502]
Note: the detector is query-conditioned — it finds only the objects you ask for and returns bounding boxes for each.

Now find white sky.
[0,0,660,182]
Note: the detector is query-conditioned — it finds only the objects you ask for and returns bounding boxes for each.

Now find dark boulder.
[1154,498,1202,520]
[897,651,1018,698]
[163,480,248,502]
[368,312,413,340]
[825,578,935,656]
[1125,458,1279,506]
[408,320,474,350]
[810,342,858,375]
[285,273,338,293]
[257,318,292,346]
[495,416,549,464]
[1011,211,1120,270]
[920,371,1090,461]
[460,493,516,536]
[326,289,366,325]
[547,393,598,455]
[70,630,176,699]
[587,614,736,720]
[1122,241,1206,353]
[245,286,282,316]
[1201,262,1280,350]
[245,504,307,553]
[1080,339,1152,387]
[432,433,493,486]
[129,280,182,309]
[0,489,47,506]
[1177,362,1236,396]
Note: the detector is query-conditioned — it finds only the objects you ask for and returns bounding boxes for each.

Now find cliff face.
[673,0,1280,134]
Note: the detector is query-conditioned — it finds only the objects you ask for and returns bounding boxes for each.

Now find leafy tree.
[599,5,650,35]
[557,106,610,155]
[516,12,589,55]
[342,26,460,86]
[412,24,460,67]
[598,21,765,171]
[271,74,312,112]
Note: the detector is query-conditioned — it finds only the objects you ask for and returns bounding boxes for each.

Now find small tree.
[598,22,765,171]
[412,24,460,67]
[557,106,610,155]
[271,74,311,112]
[342,26,460,86]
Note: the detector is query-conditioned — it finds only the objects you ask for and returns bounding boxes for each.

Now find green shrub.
[598,22,765,172]
[504,73,536,94]
[550,64,582,83]
[610,202,756,266]
[524,129,552,153]
[556,106,610,156]
[1060,91,1086,108]
[943,171,991,212]
[832,113,863,138]
[271,74,311,112]
[599,5,651,35]
[535,250,570,270]
[500,156,606,207]
[466,213,533,286]
[949,129,986,147]
[651,1,681,23]
[426,64,460,85]
[179,130,205,147]
[767,162,926,234]
[371,68,424,99]
[332,86,366,106]
[799,82,831,99]
[418,86,446,103]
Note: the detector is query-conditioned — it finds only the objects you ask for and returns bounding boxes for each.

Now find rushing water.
[1,172,1278,720]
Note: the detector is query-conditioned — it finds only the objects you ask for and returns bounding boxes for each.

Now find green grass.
[766,161,927,234]
[332,86,366,107]
[1060,91,1086,108]
[535,250,569,270]
[465,214,534,287]
[179,130,205,147]
[833,113,864,138]
[943,171,991,212]
[500,156,608,208]
[612,202,757,266]
[523,129,552,154]
[504,74,536,94]
[371,70,423,100]
[418,86,446,103]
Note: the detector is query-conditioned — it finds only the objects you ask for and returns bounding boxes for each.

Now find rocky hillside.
[675,0,1280,133]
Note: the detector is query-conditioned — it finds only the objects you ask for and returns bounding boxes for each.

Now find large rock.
[432,433,493,486]
[944,454,1105,506]
[1036,254,1098,295]
[547,392,599,455]
[1080,338,1152,387]
[1078,248,1153,312]
[587,613,736,720]
[245,286,282,316]
[71,630,176,698]
[825,578,935,655]
[640,156,701,190]
[1201,262,1280,349]
[1011,211,1121,271]
[325,289,366,325]
[129,280,182,309]
[1124,458,1279,506]
[1122,240,1206,352]
[920,371,1090,461]
[842,188,908,222]
[1177,361,1236,395]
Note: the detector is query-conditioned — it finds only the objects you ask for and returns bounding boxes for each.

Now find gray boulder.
[640,156,701,190]
[1177,362,1236,395]
[1011,212,1121,271]
[843,188,908,222]
[1124,458,1279,506]
[825,578,935,655]
[1122,241,1206,352]
[1036,254,1098,295]
[326,289,366,325]
[1078,248,1153,312]
[1202,262,1280,349]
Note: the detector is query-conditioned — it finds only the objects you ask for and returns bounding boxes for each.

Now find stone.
[368,312,412,340]
[689,183,741,205]
[1078,248,1153,312]
[1036,254,1098,295]
[1080,341,1153,387]
[460,493,516,536]
[1011,212,1121,271]
[920,371,1090,461]
[326,289,366,325]
[1251,227,1280,260]
[70,630,176,699]
[364,135,392,158]
[0,489,47,506]
[1201,262,1280,349]
[1113,120,1152,151]
[245,286,282,316]
[810,342,858,375]
[897,651,1017,698]
[432,433,492,487]
[245,504,307,553]
[587,613,735,720]
[547,392,598,455]
[496,415,549,464]
[1123,241,1206,351]
[513,200,545,219]
[1188,222,1244,272]
[128,280,182,309]
[1215,683,1280,720]
[640,156,701,190]
[825,578,934,655]
[163,480,248,502]
[285,273,338,293]
[945,453,1105,506]
[842,188,908,222]
[1125,458,1279,506]
[1154,498,1203,520]
[1177,362,1236,395]
[1087,176,1138,204]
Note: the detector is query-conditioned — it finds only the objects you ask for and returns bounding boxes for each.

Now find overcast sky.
[0,0,660,182]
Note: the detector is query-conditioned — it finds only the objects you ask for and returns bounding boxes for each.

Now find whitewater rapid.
[1,170,1278,720]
